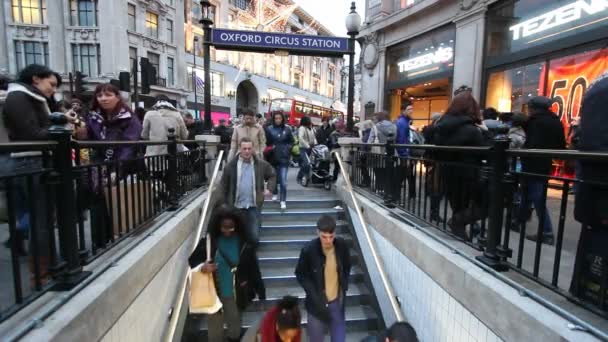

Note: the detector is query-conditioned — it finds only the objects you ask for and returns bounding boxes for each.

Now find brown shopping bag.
[104,176,148,237]
[189,235,222,314]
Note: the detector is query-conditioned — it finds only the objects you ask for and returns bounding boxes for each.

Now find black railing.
[349,138,608,318]
[0,126,210,322]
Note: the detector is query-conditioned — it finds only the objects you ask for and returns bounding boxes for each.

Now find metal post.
[202,24,213,133]
[167,128,179,211]
[476,137,509,271]
[346,34,356,134]
[68,72,74,97]
[384,139,396,208]
[133,58,139,109]
[193,37,199,119]
[48,114,90,290]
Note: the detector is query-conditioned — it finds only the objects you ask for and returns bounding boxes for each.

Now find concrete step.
[193,304,379,332]
[263,199,341,210]
[260,265,364,287]
[248,280,372,310]
[261,208,345,223]
[257,233,353,251]
[260,220,349,235]
[184,323,378,342]
[257,249,360,267]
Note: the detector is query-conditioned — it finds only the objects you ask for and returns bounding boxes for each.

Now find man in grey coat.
[220,137,276,245]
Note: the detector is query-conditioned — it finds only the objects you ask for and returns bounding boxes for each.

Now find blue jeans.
[0,155,50,255]
[524,180,554,235]
[307,300,346,342]
[239,207,260,245]
[297,148,311,181]
[273,165,288,202]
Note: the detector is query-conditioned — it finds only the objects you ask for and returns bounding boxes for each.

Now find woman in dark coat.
[265,112,294,210]
[2,64,76,284]
[433,92,487,238]
[570,72,608,301]
[189,205,265,342]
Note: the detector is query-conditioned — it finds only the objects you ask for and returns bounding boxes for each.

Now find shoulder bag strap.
[217,245,238,270]
[205,234,211,262]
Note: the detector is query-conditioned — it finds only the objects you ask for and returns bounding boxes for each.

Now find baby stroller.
[302,144,333,190]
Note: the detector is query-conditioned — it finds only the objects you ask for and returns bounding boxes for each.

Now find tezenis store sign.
[397,47,453,73]
[509,0,608,43]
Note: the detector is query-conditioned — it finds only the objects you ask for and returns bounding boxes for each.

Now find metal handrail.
[333,152,404,322]
[72,139,208,147]
[0,141,58,152]
[164,149,224,342]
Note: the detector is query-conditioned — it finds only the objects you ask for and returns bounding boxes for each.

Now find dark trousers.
[239,207,260,245]
[521,180,553,235]
[307,300,346,342]
[207,296,241,341]
[297,148,311,181]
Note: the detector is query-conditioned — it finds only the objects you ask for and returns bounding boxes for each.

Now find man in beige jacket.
[228,109,266,160]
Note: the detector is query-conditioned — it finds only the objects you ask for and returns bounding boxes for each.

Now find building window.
[167,56,174,86]
[11,0,46,24]
[129,47,137,78]
[166,19,173,43]
[292,73,302,88]
[328,68,335,84]
[313,79,320,94]
[231,0,250,10]
[128,4,136,31]
[72,43,100,77]
[312,59,320,76]
[70,0,97,26]
[15,41,48,71]
[146,11,158,39]
[328,85,334,98]
[211,72,224,97]
[292,56,302,69]
[399,0,415,9]
[148,52,160,77]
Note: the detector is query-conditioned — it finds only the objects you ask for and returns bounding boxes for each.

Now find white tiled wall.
[372,229,504,342]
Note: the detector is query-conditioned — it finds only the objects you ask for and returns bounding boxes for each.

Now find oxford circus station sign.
[211,29,350,57]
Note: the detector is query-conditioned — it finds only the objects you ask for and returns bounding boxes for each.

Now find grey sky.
[295,0,366,64]
[296,0,366,37]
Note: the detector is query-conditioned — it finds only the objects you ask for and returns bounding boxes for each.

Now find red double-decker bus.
[267,98,345,126]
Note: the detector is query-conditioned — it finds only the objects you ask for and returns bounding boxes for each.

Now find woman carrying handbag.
[189,205,266,342]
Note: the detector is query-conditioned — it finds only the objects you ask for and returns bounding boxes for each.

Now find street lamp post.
[200,0,214,133]
[193,36,199,119]
[345,2,362,134]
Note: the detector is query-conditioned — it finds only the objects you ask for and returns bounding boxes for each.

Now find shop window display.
[486,47,608,129]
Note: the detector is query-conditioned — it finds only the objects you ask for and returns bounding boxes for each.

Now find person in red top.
[257,296,303,342]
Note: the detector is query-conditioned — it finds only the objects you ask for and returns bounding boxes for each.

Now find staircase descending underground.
[183,175,383,342]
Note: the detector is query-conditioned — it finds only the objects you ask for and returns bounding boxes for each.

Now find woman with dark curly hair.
[189,205,266,342]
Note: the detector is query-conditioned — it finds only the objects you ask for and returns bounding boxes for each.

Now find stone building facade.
[0,0,344,118]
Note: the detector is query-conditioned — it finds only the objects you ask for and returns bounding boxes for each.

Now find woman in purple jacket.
[80,83,142,248]
[84,83,142,163]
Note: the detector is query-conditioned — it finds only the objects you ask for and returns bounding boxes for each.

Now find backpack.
[409,128,425,157]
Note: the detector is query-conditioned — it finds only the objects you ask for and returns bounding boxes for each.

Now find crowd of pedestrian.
[4,62,607,341]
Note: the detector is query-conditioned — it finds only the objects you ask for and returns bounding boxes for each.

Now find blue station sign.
[210,28,351,56]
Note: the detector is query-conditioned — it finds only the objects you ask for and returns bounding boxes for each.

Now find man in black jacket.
[316,117,334,146]
[521,96,566,245]
[295,215,351,342]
